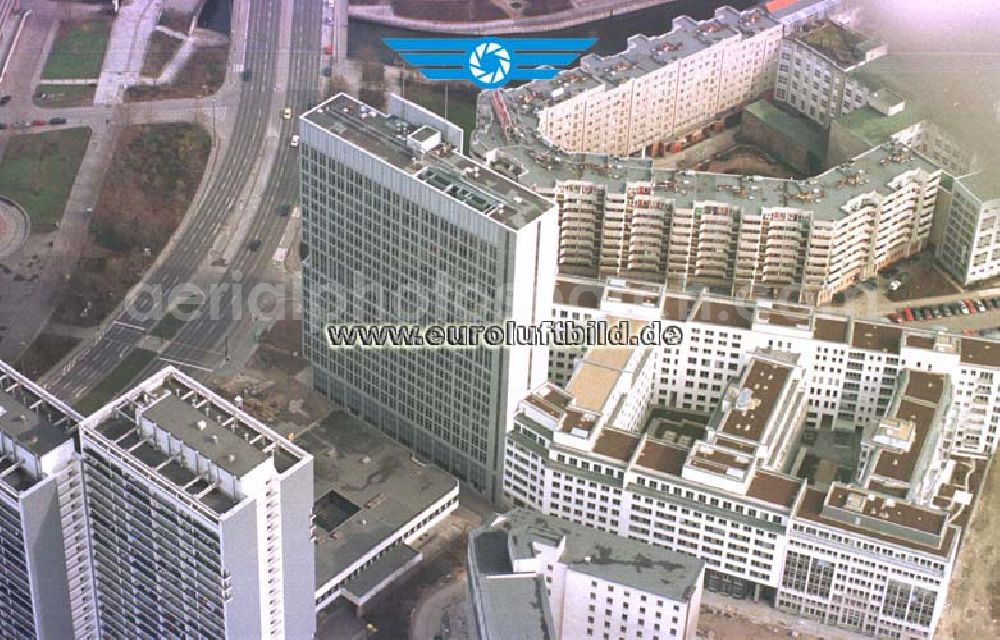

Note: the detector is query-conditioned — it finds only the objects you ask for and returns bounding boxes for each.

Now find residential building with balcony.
[78,367,316,639]
[0,360,97,640]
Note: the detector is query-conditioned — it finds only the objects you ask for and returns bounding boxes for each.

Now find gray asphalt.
[44,0,322,400]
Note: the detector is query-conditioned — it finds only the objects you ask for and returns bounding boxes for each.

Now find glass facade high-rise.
[299,94,558,498]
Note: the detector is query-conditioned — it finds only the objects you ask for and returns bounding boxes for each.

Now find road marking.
[113,320,147,331]
[157,357,213,372]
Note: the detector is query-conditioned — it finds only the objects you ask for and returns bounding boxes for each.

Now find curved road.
[44,0,321,399]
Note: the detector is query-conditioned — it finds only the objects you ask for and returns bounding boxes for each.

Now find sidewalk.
[95,0,161,104]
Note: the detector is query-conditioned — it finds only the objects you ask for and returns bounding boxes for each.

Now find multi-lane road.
[43,0,322,399]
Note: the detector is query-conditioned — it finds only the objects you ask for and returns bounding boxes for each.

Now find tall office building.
[0,360,97,640]
[299,93,558,498]
[78,367,315,639]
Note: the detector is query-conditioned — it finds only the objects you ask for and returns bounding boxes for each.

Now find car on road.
[322,67,332,77]
[276,205,291,217]
[247,238,262,252]
[48,117,67,125]
[30,119,46,127]
[241,69,252,81]
[282,107,292,120]
[0,96,10,106]
[290,134,299,147]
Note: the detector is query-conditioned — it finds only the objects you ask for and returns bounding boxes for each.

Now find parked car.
[30,119,46,127]
[941,306,953,317]
[903,307,915,322]
[912,308,924,321]
[887,312,902,324]
[0,122,6,130]
[976,299,988,313]
[13,121,28,129]
[962,300,974,313]
[991,297,1000,309]
[928,307,941,319]
[247,238,262,252]
[48,117,66,125]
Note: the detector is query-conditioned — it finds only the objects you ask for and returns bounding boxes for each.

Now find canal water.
[348,0,757,63]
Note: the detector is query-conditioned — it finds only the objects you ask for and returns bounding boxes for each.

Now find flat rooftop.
[0,389,72,459]
[796,484,955,557]
[745,100,827,157]
[850,321,902,353]
[747,471,803,508]
[300,410,457,590]
[635,438,689,477]
[142,393,268,477]
[0,362,77,460]
[303,93,553,230]
[718,358,793,443]
[871,371,946,484]
[565,347,634,413]
[795,21,877,69]
[592,428,641,463]
[500,509,704,601]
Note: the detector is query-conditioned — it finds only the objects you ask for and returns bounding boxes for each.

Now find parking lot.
[886,296,1000,337]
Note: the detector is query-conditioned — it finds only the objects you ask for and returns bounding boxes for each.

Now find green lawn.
[151,298,202,339]
[0,128,92,232]
[141,31,183,78]
[33,84,96,108]
[42,19,112,80]
[74,348,157,415]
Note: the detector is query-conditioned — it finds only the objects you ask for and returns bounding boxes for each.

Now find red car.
[965,299,978,313]
[903,308,915,322]
[30,119,46,126]
[887,312,902,324]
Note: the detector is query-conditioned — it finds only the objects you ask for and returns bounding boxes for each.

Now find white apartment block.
[477,94,941,304]
[504,279,996,638]
[79,367,316,639]
[0,360,97,640]
[468,509,704,640]
[774,21,886,127]
[529,6,781,157]
[300,93,558,499]
[765,0,860,32]
[938,173,1000,286]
